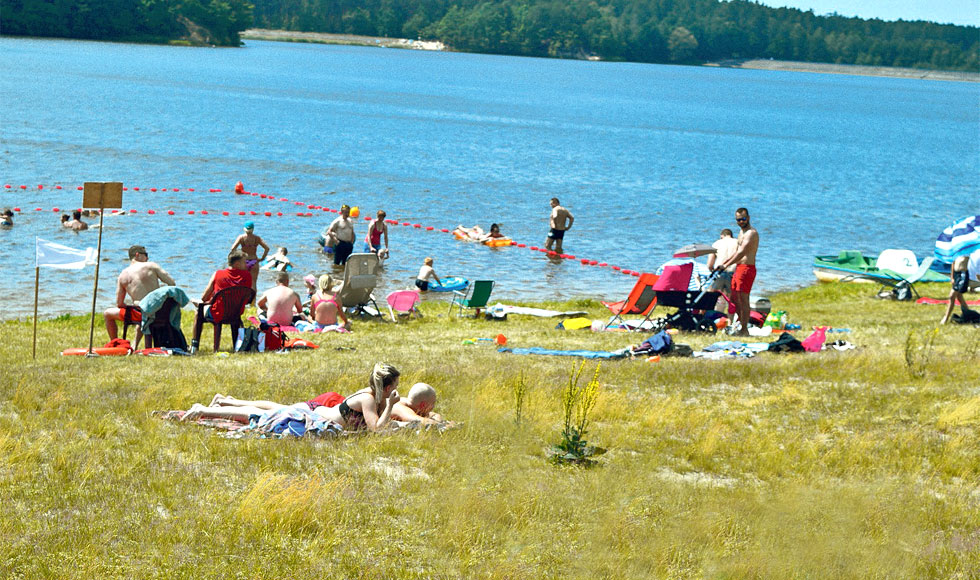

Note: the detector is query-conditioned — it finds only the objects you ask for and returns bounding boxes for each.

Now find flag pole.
[33,265,40,360]
[86,206,106,356]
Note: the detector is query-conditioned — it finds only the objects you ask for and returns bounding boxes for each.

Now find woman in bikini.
[229,221,269,303]
[364,210,390,260]
[182,363,402,433]
[311,274,349,330]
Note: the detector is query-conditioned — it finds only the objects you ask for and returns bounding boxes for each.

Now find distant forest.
[251,0,979,70]
[2,0,977,71]
[1,0,253,46]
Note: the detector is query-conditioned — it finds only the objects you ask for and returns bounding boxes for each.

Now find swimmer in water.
[230,221,269,304]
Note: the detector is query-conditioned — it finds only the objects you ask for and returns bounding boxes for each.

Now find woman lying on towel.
[182,363,405,432]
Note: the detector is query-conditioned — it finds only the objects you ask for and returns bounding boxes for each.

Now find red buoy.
[130,209,137,214]
[201,210,208,215]
[167,210,175,215]
[38,185,43,190]
[276,212,283,216]
[150,188,157,192]
[55,185,62,190]
[161,188,168,192]
[222,211,229,216]
[235,181,244,194]
[598,262,607,267]
[188,188,195,192]
[3,185,9,189]
[174,188,180,192]
[516,244,526,248]
[426,226,434,230]
[75,186,82,190]
[52,207,60,212]
[264,211,271,217]
[147,210,155,215]
[612,266,621,271]
[238,211,245,216]
[188,210,195,215]
[35,208,42,211]
[13,208,20,212]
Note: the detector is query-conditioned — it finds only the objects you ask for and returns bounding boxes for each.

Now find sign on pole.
[83,182,124,355]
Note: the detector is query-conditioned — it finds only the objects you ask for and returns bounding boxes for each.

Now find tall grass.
[1,281,978,578]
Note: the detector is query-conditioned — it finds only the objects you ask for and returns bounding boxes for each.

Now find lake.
[1,37,977,319]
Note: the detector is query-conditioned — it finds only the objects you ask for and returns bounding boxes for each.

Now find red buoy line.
[4,182,644,277]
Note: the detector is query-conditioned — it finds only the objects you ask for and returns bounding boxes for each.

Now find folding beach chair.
[601,273,659,330]
[338,253,382,317]
[448,280,494,317]
[386,290,422,323]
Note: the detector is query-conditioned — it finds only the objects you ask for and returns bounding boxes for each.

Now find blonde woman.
[318,363,401,431]
[312,274,349,330]
[183,363,401,432]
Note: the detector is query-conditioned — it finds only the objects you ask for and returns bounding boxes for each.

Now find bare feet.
[208,393,227,407]
[182,403,207,421]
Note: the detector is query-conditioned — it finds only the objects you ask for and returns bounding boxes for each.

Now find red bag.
[261,323,286,351]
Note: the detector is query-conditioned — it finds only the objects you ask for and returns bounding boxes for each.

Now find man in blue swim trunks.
[544,197,574,254]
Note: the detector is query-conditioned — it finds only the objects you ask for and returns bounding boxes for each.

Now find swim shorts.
[732,264,757,294]
[415,279,429,291]
[548,228,566,240]
[952,270,969,293]
[122,305,143,323]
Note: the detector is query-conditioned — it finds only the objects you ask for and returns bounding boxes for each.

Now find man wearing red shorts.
[714,207,759,336]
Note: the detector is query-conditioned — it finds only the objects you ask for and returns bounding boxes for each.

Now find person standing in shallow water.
[229,221,268,304]
[325,204,356,266]
[714,207,759,336]
[544,197,574,254]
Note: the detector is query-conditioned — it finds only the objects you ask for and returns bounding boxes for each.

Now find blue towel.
[139,286,190,333]
[499,347,630,359]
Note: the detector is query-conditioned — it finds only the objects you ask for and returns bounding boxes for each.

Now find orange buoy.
[495,334,507,345]
[350,206,360,218]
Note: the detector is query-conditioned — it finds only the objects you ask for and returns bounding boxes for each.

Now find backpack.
[258,322,286,351]
[892,281,913,302]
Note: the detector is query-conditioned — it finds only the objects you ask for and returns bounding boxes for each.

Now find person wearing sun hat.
[229,220,269,304]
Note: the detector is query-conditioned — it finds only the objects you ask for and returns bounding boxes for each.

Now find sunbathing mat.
[154,410,458,439]
[916,297,980,306]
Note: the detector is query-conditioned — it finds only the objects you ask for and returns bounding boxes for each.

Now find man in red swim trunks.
[714,207,759,337]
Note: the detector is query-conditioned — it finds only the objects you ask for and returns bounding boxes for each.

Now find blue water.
[1,37,977,318]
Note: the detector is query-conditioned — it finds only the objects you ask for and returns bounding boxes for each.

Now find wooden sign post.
[82,182,123,356]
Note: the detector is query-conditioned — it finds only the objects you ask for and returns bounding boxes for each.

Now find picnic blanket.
[693,341,770,360]
[499,346,631,359]
[916,297,980,306]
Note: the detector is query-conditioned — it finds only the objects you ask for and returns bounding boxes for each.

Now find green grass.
[1,282,978,578]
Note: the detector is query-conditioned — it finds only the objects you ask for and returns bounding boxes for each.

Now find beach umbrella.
[672,243,716,258]
[934,215,980,267]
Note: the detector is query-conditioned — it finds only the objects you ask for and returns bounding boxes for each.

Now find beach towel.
[499,346,631,359]
[555,317,593,330]
[487,303,589,318]
[247,406,343,438]
[916,297,980,306]
[155,410,252,435]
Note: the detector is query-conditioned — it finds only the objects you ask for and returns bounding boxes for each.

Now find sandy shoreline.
[243,29,977,82]
[242,29,445,51]
[708,59,979,82]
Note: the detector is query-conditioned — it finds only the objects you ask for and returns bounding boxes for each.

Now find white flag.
[35,237,97,269]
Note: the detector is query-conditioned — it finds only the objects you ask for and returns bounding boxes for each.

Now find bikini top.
[313,294,338,312]
[338,395,367,430]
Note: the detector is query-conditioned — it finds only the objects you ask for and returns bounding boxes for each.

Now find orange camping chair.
[602,273,659,330]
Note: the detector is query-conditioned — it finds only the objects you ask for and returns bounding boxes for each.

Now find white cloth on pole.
[35,237,97,269]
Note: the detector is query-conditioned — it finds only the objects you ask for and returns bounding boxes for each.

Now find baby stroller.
[648,262,733,334]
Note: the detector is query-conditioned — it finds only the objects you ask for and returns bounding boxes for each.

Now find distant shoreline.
[242,29,978,82]
[706,59,979,83]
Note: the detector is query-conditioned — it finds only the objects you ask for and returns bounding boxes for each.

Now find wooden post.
[32,266,39,360]
[86,207,106,356]
[82,182,123,357]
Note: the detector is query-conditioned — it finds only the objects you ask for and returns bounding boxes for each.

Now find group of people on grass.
[181,363,449,433]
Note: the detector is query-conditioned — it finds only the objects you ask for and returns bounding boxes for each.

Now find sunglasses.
[735,217,748,222]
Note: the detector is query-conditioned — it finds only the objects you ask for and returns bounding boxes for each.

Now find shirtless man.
[324,205,356,266]
[544,197,574,254]
[229,221,269,303]
[714,208,759,336]
[65,210,89,231]
[104,245,175,339]
[257,272,306,327]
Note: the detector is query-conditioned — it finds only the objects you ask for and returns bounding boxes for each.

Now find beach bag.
[952,309,980,324]
[152,323,188,351]
[892,281,913,302]
[258,322,286,351]
[235,327,263,353]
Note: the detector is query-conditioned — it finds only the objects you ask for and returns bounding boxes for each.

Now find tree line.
[2,0,253,46]
[249,0,979,70]
[2,0,977,71]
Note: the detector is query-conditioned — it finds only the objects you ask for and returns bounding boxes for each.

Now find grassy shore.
[2,282,978,578]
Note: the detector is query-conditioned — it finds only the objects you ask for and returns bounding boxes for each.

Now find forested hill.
[250,0,979,71]
[1,0,253,46]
